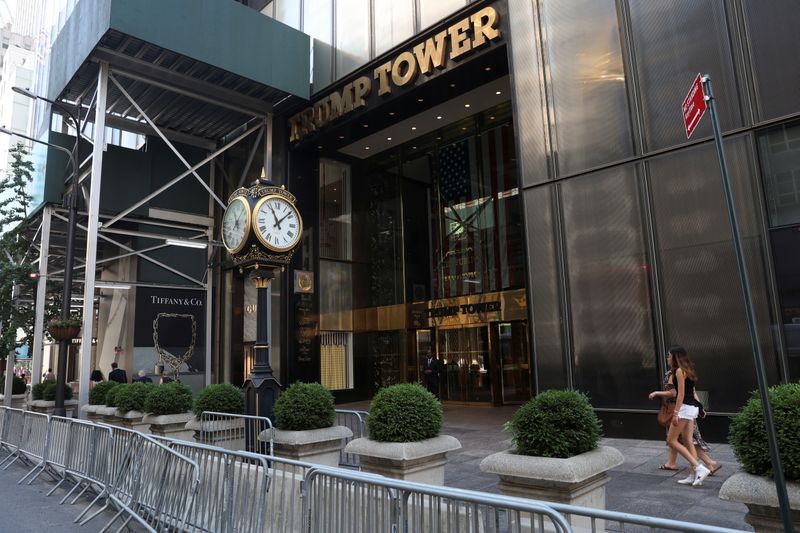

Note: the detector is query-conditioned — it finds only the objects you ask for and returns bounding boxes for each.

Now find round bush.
[42,381,73,401]
[89,381,118,405]
[0,375,27,395]
[729,383,800,481]
[115,382,154,413]
[274,382,335,431]
[144,382,193,416]
[367,383,442,443]
[506,390,601,458]
[105,383,127,407]
[31,382,48,401]
[193,383,244,418]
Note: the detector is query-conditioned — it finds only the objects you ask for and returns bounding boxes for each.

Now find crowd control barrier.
[333,409,369,468]
[199,410,274,456]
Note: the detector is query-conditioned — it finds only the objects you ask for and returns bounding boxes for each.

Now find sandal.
[708,464,723,476]
[659,464,679,471]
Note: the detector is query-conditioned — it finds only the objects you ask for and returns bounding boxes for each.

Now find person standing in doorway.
[43,368,55,381]
[423,349,440,399]
[108,362,128,384]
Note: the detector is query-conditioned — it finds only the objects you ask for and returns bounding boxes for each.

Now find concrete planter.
[80,404,106,422]
[186,417,245,451]
[143,412,194,441]
[720,472,800,532]
[480,446,623,531]
[345,435,461,485]
[0,393,28,410]
[115,410,151,434]
[29,399,78,416]
[95,405,121,424]
[264,426,353,467]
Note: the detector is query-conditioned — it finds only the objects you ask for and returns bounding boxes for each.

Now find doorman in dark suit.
[423,350,440,399]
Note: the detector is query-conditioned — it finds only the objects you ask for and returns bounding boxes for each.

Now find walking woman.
[659,345,710,486]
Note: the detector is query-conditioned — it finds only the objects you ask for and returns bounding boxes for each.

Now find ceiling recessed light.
[388,112,395,116]
[417,98,424,102]
[365,146,370,150]
[436,115,442,120]
[464,104,470,108]
[484,67,491,72]
[436,136,441,140]
[387,137,392,141]
[317,145,323,149]
[462,127,467,131]
[362,124,369,128]
[490,116,495,120]
[495,91,502,95]
[338,135,345,139]
[450,83,456,88]
[412,146,417,149]
[411,126,417,131]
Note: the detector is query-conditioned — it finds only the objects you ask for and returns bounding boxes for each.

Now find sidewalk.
[438,404,751,531]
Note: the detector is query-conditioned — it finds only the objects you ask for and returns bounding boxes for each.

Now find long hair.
[668,344,697,381]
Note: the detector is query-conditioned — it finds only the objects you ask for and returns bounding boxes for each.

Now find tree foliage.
[0,143,36,359]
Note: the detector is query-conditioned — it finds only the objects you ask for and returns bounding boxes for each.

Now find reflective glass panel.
[319,260,352,330]
[628,0,741,150]
[374,0,414,56]
[335,0,370,78]
[561,165,656,409]
[419,0,467,30]
[758,121,800,227]
[648,138,777,412]
[274,0,301,29]
[542,0,633,174]
[770,227,800,380]
[743,0,800,121]
[319,159,351,260]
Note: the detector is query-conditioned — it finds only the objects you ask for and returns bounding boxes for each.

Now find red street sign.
[682,73,707,138]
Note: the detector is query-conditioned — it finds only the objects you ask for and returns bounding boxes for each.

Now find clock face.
[222,196,251,254]
[253,195,303,252]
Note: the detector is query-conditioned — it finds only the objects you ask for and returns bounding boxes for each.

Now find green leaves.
[89,380,118,405]
[274,382,335,431]
[367,383,442,443]
[0,375,26,395]
[41,381,72,401]
[729,383,800,480]
[144,382,193,416]
[506,390,602,458]
[115,382,154,412]
[193,383,244,418]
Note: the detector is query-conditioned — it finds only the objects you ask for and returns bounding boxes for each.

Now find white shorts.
[677,404,699,420]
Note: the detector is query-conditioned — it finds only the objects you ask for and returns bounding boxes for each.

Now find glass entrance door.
[438,326,492,403]
[497,322,531,403]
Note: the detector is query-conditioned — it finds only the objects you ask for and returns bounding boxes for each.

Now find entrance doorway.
[411,322,531,405]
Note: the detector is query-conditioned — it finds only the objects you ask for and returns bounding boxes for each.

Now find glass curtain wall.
[512,0,787,415]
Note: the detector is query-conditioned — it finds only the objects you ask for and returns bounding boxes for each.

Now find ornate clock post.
[221,180,302,422]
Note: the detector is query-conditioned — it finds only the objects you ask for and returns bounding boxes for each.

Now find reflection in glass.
[541,0,632,174]
[335,0,369,78]
[419,0,467,30]
[628,0,741,150]
[770,227,800,380]
[320,332,353,390]
[320,159,351,260]
[274,0,301,29]
[498,322,530,403]
[374,0,414,56]
[758,121,800,227]
[561,166,656,409]
[319,260,352,331]
[439,326,491,403]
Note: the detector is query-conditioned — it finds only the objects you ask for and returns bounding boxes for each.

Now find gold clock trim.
[222,196,252,255]
[252,194,303,253]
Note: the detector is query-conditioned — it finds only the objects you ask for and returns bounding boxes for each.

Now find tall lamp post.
[0,122,78,417]
[11,87,81,418]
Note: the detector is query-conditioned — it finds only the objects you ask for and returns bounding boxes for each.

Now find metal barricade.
[14,411,50,477]
[199,411,274,456]
[84,433,200,532]
[0,408,31,469]
[302,466,573,533]
[334,409,369,468]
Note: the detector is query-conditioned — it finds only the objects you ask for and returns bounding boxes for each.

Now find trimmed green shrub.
[506,390,601,458]
[729,383,800,481]
[274,382,335,431]
[144,382,193,416]
[106,383,127,407]
[0,375,27,395]
[115,382,154,413]
[193,383,244,418]
[89,381,118,406]
[32,382,48,401]
[367,383,442,443]
[42,381,73,401]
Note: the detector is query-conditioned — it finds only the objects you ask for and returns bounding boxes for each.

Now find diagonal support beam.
[108,73,227,211]
[100,111,261,229]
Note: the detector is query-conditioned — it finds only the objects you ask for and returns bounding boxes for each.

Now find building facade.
[27,0,800,439]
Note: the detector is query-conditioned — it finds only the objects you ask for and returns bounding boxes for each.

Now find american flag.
[439,139,472,204]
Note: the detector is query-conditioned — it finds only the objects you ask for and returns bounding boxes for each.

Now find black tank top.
[672,372,702,407]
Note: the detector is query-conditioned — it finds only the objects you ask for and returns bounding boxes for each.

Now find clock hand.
[277,211,293,226]
[268,205,282,230]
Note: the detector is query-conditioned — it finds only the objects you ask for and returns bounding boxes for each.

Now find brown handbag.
[657,401,675,428]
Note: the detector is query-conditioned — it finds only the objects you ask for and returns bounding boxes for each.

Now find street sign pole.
[701,74,793,533]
